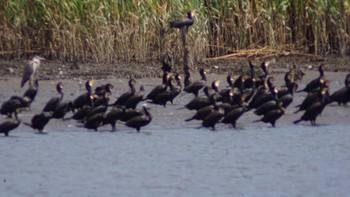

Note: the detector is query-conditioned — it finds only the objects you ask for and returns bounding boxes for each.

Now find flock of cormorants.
[1,57,350,137]
[2,11,349,136]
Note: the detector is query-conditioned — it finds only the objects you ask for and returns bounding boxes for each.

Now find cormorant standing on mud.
[103,106,124,131]
[222,99,247,128]
[329,73,350,105]
[124,85,145,109]
[73,80,94,109]
[52,101,75,119]
[201,105,225,130]
[125,105,152,132]
[1,96,31,118]
[185,86,214,110]
[84,112,105,131]
[146,72,170,101]
[298,64,326,93]
[94,83,113,97]
[23,79,39,102]
[254,102,285,127]
[170,73,182,104]
[0,112,21,136]
[294,87,329,125]
[70,95,95,122]
[185,94,220,122]
[184,69,207,97]
[161,53,173,73]
[24,112,52,133]
[43,82,64,112]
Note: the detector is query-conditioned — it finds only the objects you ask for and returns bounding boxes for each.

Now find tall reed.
[0,0,349,63]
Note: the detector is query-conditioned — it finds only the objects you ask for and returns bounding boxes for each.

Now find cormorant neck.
[87,86,92,94]
[130,84,136,93]
[89,96,95,108]
[227,76,233,87]
[250,65,255,77]
[319,69,324,77]
[212,83,219,92]
[201,72,207,81]
[203,87,210,97]
[176,77,182,87]
[143,107,152,118]
[184,75,191,87]
[187,12,192,19]
[60,92,64,100]
[345,76,350,88]
[162,73,169,84]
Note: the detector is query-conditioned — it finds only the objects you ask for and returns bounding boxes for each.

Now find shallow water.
[1,125,350,196]
[1,72,350,196]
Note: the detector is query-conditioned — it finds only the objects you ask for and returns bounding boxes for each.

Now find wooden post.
[169,11,195,76]
[181,27,192,76]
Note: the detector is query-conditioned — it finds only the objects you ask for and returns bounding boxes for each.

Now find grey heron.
[21,56,45,88]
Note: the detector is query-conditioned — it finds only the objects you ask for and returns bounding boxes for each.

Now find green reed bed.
[0,0,349,63]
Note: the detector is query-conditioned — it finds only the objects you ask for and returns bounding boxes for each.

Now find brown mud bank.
[1,63,350,128]
[1,55,350,80]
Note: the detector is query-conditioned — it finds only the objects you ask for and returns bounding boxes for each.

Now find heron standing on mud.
[21,56,45,88]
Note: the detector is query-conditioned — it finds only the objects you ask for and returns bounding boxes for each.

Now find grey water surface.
[1,73,350,197]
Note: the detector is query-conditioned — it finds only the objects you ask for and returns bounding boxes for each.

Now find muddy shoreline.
[1,67,350,129]
[1,55,350,80]
[1,55,350,129]
[1,56,350,196]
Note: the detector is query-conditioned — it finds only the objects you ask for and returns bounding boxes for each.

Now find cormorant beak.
[229,91,234,97]
[142,104,151,110]
[91,94,99,99]
[191,10,196,17]
[215,80,221,87]
[241,94,247,101]
[241,75,247,82]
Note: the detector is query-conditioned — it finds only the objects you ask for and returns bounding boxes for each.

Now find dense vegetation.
[0,0,349,63]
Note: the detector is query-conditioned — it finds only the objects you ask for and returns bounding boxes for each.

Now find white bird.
[21,56,45,88]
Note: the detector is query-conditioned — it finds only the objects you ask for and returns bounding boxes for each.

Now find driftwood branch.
[205,48,322,60]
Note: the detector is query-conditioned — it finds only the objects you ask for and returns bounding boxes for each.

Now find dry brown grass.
[0,0,349,63]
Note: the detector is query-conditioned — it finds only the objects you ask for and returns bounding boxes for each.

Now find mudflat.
[1,56,350,196]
